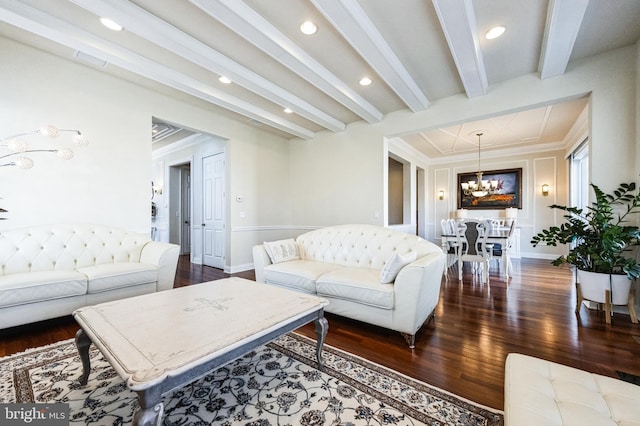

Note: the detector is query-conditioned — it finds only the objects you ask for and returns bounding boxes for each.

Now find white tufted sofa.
[252,224,446,347]
[0,224,180,329]
[504,353,640,425]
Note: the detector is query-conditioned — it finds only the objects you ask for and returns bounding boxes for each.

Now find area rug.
[0,333,503,425]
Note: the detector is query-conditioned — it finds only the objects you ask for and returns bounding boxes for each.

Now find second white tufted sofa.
[253,224,446,347]
[0,224,180,329]
[504,353,640,425]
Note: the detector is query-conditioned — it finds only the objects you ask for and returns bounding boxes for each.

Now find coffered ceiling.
[1,0,639,157]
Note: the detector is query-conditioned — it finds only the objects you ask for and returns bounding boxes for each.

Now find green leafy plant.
[531,182,640,280]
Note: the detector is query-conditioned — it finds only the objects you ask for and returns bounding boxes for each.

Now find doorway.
[168,163,191,255]
[152,119,228,269]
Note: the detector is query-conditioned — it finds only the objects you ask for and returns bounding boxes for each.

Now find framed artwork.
[457,167,522,209]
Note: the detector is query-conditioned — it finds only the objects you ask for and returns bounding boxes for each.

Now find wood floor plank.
[2,255,639,411]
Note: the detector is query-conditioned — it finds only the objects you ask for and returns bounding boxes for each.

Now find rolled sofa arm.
[140,241,180,291]
[252,244,273,283]
[392,251,446,334]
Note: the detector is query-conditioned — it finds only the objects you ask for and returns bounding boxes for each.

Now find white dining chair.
[441,219,458,279]
[455,220,491,283]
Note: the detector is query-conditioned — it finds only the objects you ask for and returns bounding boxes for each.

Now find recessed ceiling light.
[100,17,123,31]
[485,26,506,40]
[218,76,232,84]
[359,77,372,86]
[300,21,317,35]
[284,108,293,114]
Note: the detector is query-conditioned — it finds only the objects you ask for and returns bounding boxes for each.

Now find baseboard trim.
[231,225,321,232]
[227,262,254,274]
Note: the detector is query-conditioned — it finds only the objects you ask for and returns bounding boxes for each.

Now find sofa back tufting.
[296,224,441,270]
[0,224,151,276]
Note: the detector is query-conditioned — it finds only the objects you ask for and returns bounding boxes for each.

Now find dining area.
[440,210,518,283]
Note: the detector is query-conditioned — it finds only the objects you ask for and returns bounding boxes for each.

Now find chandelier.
[460,132,498,197]
[0,125,88,169]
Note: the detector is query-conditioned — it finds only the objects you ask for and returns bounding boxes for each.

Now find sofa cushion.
[79,263,158,293]
[264,260,341,293]
[380,251,417,283]
[316,267,394,309]
[264,239,299,264]
[0,270,87,308]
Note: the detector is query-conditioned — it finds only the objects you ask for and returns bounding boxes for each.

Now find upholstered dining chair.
[455,220,491,283]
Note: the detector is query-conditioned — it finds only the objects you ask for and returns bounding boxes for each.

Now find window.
[570,138,589,212]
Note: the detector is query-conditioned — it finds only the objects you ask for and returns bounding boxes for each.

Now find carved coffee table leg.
[314,313,329,370]
[133,388,164,426]
[75,329,92,385]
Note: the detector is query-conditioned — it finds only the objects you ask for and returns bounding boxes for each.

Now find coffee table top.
[73,277,328,388]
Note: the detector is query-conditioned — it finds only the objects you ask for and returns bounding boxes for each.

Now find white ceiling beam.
[189,0,383,124]
[538,0,589,79]
[69,0,345,133]
[432,0,488,98]
[0,0,314,139]
[311,0,429,112]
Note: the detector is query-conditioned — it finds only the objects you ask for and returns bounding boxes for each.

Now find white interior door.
[180,166,191,255]
[202,153,225,269]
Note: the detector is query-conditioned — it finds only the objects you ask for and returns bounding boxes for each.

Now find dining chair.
[455,220,491,283]
[440,219,458,279]
[486,219,503,267]
[503,220,516,274]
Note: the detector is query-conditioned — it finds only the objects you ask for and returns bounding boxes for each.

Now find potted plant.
[531,182,640,323]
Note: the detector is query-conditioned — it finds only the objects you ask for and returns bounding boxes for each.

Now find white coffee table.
[73,277,329,426]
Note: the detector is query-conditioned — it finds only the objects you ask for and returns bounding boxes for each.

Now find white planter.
[577,269,632,305]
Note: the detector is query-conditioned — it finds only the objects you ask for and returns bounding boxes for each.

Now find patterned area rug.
[0,333,503,425]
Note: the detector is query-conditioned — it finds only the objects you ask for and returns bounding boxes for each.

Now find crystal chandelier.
[0,125,89,169]
[460,133,498,197]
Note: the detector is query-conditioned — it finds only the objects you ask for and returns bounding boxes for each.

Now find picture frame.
[457,167,522,209]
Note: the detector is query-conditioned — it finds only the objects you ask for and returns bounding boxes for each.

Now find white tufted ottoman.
[504,353,640,425]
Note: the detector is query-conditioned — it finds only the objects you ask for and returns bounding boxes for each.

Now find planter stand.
[576,283,638,324]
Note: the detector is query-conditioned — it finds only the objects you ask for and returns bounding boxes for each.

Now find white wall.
[289,121,386,226]
[1,38,151,231]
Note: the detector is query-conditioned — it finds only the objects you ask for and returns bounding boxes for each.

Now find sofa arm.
[392,251,446,334]
[252,245,273,283]
[140,241,180,291]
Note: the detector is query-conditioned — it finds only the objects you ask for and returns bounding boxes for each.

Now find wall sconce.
[541,183,550,196]
[438,189,445,200]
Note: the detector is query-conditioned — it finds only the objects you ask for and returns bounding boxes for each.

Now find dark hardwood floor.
[2,255,640,411]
